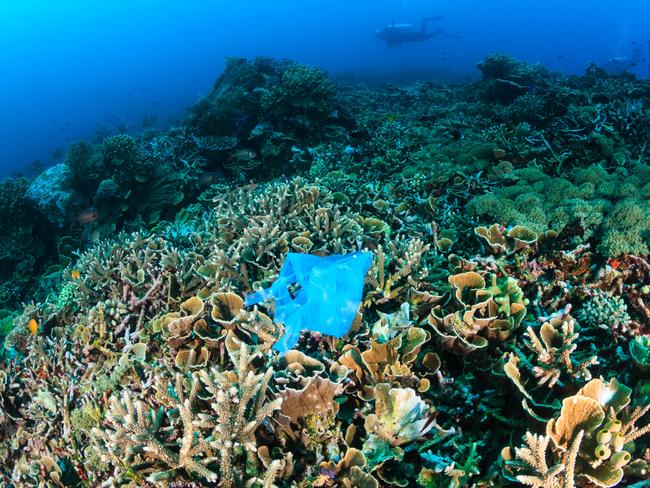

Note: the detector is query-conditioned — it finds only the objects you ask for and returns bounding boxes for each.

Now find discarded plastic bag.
[245,251,372,353]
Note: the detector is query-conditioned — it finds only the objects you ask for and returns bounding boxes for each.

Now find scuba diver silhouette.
[375,16,459,47]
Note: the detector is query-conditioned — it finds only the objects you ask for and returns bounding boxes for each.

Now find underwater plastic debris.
[245,251,372,353]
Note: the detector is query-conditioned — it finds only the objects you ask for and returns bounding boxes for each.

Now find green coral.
[630,336,650,372]
[101,134,153,186]
[467,163,650,256]
[56,281,77,310]
[599,199,650,256]
[260,63,335,119]
[65,140,105,194]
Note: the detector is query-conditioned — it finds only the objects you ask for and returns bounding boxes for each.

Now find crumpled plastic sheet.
[245,251,373,353]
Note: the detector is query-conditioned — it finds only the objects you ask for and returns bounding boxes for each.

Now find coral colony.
[1,55,650,486]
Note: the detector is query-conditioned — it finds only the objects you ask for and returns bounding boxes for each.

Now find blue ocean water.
[1,0,649,178]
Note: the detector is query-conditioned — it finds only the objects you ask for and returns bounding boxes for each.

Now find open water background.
[1,0,649,178]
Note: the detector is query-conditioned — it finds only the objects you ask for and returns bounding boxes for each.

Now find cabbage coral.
[365,384,443,447]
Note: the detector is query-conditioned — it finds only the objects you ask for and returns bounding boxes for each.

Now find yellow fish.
[71,270,81,280]
[28,318,39,336]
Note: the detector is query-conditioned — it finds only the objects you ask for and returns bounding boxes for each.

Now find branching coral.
[94,344,282,486]
[196,344,283,486]
[96,389,219,483]
[501,431,579,487]
[364,237,432,307]
[197,178,368,292]
[576,289,631,335]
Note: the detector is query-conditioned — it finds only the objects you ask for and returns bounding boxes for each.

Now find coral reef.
[1,54,650,486]
[188,57,343,177]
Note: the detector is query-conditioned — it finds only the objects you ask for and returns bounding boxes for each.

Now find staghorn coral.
[364,237,432,307]
[195,344,283,486]
[198,178,364,291]
[501,431,580,488]
[94,344,282,486]
[96,389,219,484]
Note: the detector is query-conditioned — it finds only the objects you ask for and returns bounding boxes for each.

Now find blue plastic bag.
[245,251,372,353]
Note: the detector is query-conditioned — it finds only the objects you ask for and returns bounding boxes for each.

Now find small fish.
[28,319,39,336]
[76,208,99,226]
[198,171,220,187]
[229,149,256,162]
[71,269,81,280]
